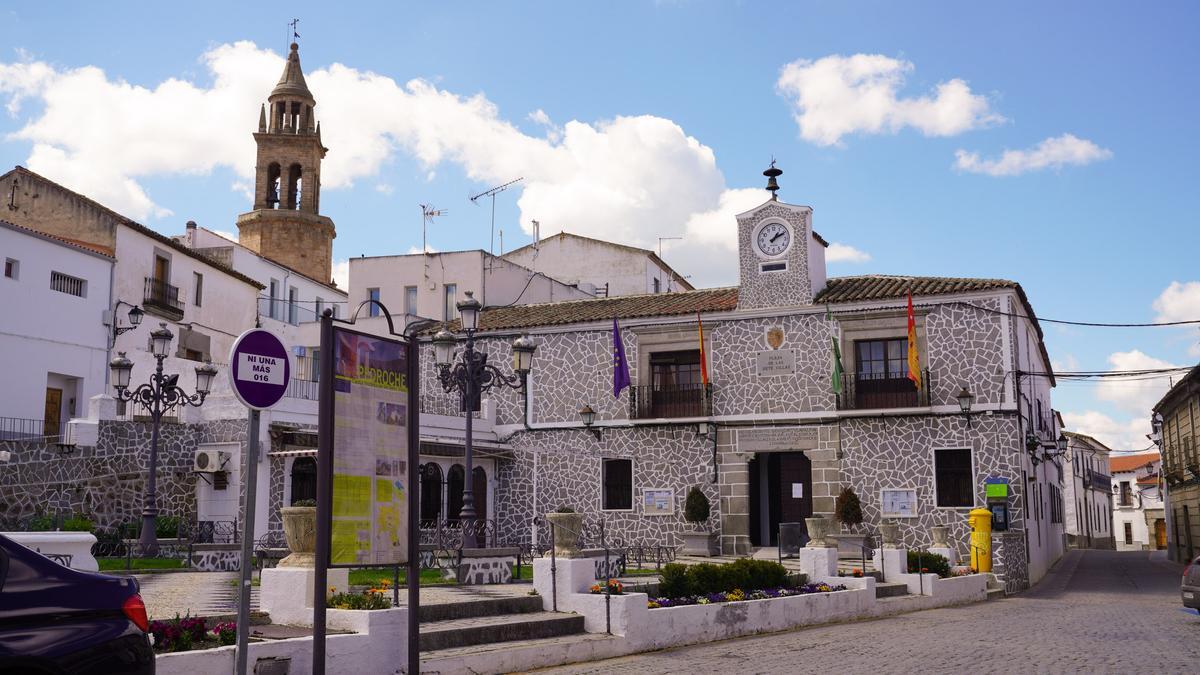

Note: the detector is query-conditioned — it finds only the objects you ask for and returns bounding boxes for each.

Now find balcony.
[286,354,320,401]
[1086,469,1112,493]
[143,277,184,320]
[836,369,931,410]
[629,383,712,419]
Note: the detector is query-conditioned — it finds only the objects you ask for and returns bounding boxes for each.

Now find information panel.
[330,327,409,565]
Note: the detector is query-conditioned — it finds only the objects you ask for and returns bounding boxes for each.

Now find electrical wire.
[953,301,1200,328]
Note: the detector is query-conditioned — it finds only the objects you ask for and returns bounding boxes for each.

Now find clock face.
[755,222,792,258]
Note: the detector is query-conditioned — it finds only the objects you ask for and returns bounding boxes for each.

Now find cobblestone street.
[535,550,1199,674]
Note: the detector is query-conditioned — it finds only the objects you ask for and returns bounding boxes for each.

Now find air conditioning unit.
[194,449,231,473]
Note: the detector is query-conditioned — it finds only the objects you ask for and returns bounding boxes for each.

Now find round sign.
[228,328,291,410]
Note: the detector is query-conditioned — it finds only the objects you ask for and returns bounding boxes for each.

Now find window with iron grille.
[50,271,86,297]
[934,448,973,507]
[601,458,633,511]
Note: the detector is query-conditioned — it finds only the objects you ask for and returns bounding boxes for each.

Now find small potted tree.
[829,486,865,556]
[680,486,718,556]
[280,499,317,567]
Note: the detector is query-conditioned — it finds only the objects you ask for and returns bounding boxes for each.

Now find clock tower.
[236,42,337,285]
[735,163,827,311]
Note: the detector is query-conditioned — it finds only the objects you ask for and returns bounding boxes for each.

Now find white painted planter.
[679,531,718,556]
[4,532,99,571]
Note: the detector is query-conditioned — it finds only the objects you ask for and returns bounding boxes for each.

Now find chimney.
[185,220,197,247]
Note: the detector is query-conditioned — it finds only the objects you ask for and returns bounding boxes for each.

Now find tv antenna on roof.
[419,204,447,254]
[470,177,523,257]
[658,236,682,259]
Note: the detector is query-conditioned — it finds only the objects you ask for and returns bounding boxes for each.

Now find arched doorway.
[446,464,465,525]
[472,466,488,524]
[420,463,443,525]
[290,457,316,505]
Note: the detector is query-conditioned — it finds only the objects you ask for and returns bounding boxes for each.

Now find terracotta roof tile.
[471,287,739,332]
[814,274,1018,304]
[1109,452,1160,474]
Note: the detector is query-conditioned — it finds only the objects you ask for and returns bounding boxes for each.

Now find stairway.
[418,594,592,659]
[984,573,1006,600]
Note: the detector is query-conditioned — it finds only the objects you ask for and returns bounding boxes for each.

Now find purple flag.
[612,318,631,397]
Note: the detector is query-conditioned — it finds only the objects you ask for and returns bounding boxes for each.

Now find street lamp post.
[109,323,218,556]
[433,291,535,548]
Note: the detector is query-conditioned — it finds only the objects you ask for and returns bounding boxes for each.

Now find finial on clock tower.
[763,159,782,200]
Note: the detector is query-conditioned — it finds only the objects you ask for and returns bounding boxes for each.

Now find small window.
[269,279,280,319]
[1124,522,1133,545]
[652,277,661,294]
[315,297,324,318]
[368,288,381,317]
[404,285,418,315]
[193,272,203,307]
[288,287,299,325]
[443,284,458,321]
[50,271,86,297]
[4,258,17,280]
[934,448,973,508]
[601,458,633,510]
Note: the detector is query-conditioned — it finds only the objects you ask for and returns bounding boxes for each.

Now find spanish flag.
[697,313,709,386]
[907,290,922,390]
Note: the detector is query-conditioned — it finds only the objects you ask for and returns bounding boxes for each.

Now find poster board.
[880,488,918,519]
[642,488,674,516]
[328,326,410,565]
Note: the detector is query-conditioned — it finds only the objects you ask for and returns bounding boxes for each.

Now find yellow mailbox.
[968,508,992,573]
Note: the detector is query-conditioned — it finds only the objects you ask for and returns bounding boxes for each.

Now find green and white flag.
[827,306,844,395]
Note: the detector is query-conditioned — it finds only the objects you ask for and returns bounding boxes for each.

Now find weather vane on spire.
[290,18,300,44]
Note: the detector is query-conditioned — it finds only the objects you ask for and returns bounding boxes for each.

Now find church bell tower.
[236,42,336,285]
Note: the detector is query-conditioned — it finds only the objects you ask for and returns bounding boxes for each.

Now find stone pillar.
[717,429,752,555]
[260,566,349,626]
[794,546,838,579]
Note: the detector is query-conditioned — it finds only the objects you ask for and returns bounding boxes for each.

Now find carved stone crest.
[766,326,784,350]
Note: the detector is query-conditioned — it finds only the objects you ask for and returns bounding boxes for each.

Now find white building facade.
[1110,452,1165,551]
[503,231,694,297]
[0,219,113,442]
[1062,432,1115,549]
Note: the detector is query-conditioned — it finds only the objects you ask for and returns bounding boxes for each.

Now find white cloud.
[406,245,438,254]
[826,243,870,264]
[1094,350,1178,415]
[1050,353,1079,373]
[1152,280,1200,357]
[776,54,1002,146]
[375,183,394,195]
[0,42,785,286]
[331,259,349,290]
[954,134,1112,176]
[1062,410,1151,452]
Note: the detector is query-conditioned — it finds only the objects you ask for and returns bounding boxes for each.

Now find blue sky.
[1,1,1197,450]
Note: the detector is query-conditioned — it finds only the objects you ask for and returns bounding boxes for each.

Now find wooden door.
[43,388,62,439]
[777,452,813,526]
[473,467,488,531]
[154,255,169,282]
[1156,519,1168,549]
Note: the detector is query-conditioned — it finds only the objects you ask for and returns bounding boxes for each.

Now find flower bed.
[648,582,846,609]
[329,585,393,610]
[149,615,236,653]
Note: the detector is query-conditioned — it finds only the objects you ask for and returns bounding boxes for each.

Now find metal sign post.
[228,329,291,675]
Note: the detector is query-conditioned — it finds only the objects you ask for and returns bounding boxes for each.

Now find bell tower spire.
[236,41,337,285]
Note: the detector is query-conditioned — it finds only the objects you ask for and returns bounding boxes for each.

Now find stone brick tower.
[236,42,336,284]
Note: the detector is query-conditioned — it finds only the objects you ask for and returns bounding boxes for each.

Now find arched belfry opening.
[237,41,335,284]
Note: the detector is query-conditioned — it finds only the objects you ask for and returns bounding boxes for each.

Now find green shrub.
[291,499,317,507]
[554,506,576,514]
[61,514,94,532]
[727,558,788,591]
[687,563,727,593]
[834,487,863,527]
[658,563,691,598]
[683,486,711,525]
[27,513,56,531]
[907,550,951,578]
[154,516,181,539]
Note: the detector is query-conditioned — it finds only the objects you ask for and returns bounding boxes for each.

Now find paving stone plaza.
[536,550,1199,674]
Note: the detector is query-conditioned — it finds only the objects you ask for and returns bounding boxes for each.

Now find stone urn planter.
[279,506,317,567]
[930,526,950,548]
[879,522,900,549]
[546,512,585,558]
[680,530,719,556]
[804,516,830,547]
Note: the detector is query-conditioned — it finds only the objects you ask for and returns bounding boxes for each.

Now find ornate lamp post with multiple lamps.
[109,323,218,556]
[433,291,536,548]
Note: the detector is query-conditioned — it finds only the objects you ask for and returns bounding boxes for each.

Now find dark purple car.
[0,533,154,674]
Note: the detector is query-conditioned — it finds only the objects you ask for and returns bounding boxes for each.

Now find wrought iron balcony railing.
[143,277,184,320]
[629,383,712,419]
[836,369,931,410]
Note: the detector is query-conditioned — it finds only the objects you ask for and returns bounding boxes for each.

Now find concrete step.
[420,632,619,673]
[419,611,585,652]
[418,595,544,623]
[985,587,1005,601]
[875,581,909,599]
